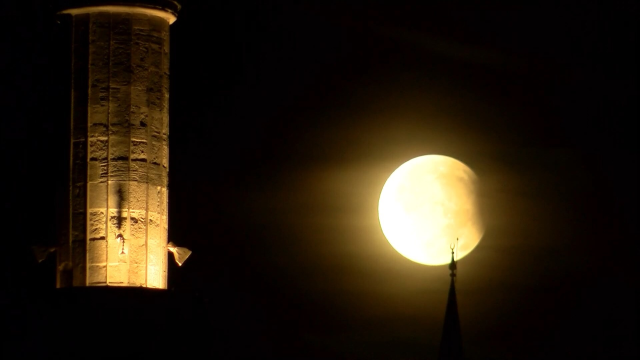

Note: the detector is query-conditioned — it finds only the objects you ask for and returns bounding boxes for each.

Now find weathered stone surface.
[71,14,89,142]
[108,208,129,238]
[71,141,88,183]
[89,123,109,138]
[111,14,133,87]
[146,238,165,289]
[129,211,147,239]
[88,160,108,183]
[107,181,129,209]
[87,264,107,285]
[88,239,107,264]
[71,210,86,242]
[88,182,107,209]
[129,241,146,265]
[72,240,87,286]
[71,183,87,215]
[88,209,106,240]
[129,264,146,286]
[108,132,130,160]
[130,160,149,183]
[89,138,108,161]
[107,160,130,181]
[128,182,147,210]
[130,109,149,139]
[148,212,162,242]
[147,163,167,187]
[60,8,173,289]
[108,236,124,267]
[148,211,167,288]
[108,263,129,284]
[89,12,110,127]
[145,186,167,215]
[131,139,147,161]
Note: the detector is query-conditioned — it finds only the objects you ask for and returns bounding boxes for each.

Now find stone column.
[57,1,180,288]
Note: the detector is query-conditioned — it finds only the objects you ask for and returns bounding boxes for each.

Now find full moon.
[378,155,484,265]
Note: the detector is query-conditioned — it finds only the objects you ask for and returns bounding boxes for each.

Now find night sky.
[1,1,637,358]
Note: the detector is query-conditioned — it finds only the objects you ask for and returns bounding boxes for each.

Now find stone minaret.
[56,0,181,288]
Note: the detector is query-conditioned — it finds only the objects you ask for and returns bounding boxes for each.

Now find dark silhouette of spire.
[438,243,464,360]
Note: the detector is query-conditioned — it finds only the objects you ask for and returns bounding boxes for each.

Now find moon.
[378,155,484,265]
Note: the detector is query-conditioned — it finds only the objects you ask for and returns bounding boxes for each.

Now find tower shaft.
[57,1,179,288]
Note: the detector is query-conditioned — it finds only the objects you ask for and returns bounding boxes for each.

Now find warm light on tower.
[56,0,185,288]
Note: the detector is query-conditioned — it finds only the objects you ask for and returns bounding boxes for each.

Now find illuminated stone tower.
[56,0,181,288]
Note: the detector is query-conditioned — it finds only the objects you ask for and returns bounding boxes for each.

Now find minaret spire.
[438,241,464,360]
[449,242,457,278]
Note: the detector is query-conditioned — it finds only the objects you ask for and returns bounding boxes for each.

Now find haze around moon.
[378,155,484,265]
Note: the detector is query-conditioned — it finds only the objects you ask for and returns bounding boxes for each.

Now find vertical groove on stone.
[59,15,76,288]
[108,12,133,285]
[105,14,112,285]
[70,13,90,287]
[87,12,111,285]
[145,15,169,288]
[129,13,146,286]
[131,13,152,287]
[85,13,91,287]
[128,18,134,285]
[162,17,169,289]
[147,15,160,288]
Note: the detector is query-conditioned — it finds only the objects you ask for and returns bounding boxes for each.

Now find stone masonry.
[57,1,180,288]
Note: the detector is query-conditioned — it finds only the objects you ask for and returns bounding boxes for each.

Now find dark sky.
[1,1,637,358]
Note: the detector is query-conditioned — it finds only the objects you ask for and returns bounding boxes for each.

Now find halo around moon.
[378,155,484,265]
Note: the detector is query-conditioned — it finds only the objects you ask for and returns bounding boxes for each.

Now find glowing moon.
[378,155,484,265]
